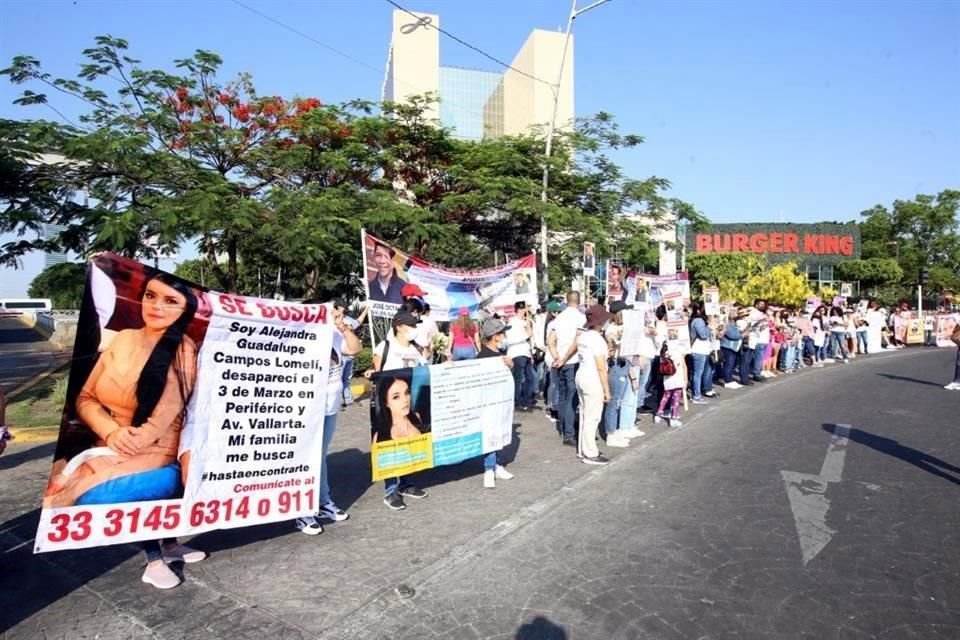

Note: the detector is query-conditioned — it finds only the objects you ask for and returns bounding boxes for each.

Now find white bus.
[0,298,53,316]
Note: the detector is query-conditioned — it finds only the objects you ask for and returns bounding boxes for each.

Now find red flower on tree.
[176,87,188,100]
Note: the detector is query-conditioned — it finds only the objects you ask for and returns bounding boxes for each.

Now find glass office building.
[438,67,503,140]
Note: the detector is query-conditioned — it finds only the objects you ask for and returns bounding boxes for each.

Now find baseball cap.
[458,307,470,316]
[392,310,421,328]
[331,298,347,310]
[480,318,510,339]
[546,300,563,313]
[401,283,428,298]
[608,300,633,314]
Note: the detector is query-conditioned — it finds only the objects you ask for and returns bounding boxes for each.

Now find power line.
[229,0,391,80]
[228,0,502,132]
[383,0,555,90]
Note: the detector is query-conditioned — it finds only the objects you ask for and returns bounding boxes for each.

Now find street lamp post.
[540,0,610,297]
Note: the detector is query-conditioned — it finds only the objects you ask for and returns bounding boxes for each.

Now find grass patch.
[7,367,70,429]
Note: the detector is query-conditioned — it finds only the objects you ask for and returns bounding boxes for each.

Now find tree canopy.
[1,36,703,298]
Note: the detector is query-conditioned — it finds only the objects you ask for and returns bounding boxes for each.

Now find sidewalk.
[0,349,910,639]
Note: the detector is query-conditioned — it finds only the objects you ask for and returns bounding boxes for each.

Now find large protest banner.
[35,255,332,552]
[369,358,514,481]
[362,230,537,321]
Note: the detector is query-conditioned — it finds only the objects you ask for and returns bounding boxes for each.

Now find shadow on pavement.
[875,373,945,388]
[823,425,960,487]
[0,508,142,632]
[516,616,568,639]
[0,441,56,471]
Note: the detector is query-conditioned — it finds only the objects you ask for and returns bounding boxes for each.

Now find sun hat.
[583,304,613,330]
[480,318,510,339]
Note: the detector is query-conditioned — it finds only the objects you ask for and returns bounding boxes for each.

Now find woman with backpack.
[654,342,685,428]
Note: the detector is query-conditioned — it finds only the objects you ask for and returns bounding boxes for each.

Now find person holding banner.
[366,310,430,510]
[295,300,363,535]
[506,301,537,411]
[477,318,517,488]
[601,301,643,446]
[688,302,716,403]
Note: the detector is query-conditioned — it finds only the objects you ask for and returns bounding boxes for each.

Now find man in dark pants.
[548,291,586,447]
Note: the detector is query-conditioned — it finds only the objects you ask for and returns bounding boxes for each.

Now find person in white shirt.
[295,300,363,536]
[549,292,588,447]
[575,304,613,465]
[602,300,646,444]
[505,301,536,410]
[416,303,440,362]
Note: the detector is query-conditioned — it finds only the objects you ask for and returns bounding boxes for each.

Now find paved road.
[0,317,66,393]
[1,347,958,639]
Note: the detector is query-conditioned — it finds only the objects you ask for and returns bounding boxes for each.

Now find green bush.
[51,376,69,407]
[352,347,373,377]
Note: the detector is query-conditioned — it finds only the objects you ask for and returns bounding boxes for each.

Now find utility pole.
[540,0,610,297]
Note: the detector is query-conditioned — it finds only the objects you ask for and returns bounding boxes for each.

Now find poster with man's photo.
[370,359,514,481]
[361,230,537,321]
[582,242,596,278]
[935,314,959,348]
[35,254,333,552]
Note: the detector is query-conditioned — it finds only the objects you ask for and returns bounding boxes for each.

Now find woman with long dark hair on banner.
[43,271,204,589]
[372,374,425,443]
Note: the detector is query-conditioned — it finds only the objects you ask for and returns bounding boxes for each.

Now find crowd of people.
[5,282,959,592]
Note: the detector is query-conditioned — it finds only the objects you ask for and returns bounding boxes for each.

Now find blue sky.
[1,0,958,294]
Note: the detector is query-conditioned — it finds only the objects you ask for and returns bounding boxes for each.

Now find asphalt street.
[1,345,958,639]
[0,317,67,394]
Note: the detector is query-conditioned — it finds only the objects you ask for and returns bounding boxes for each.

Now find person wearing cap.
[295,299,364,535]
[369,241,406,304]
[447,307,480,361]
[477,318,517,487]
[506,301,537,411]
[574,304,613,464]
[549,292,587,447]
[601,300,643,446]
[364,310,430,510]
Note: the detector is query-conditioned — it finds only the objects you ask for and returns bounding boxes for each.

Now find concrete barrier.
[33,311,79,350]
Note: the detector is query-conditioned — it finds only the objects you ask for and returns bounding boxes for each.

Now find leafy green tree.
[686,253,766,299]
[835,258,903,287]
[27,262,87,308]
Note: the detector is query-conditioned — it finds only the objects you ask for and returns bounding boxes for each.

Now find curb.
[8,353,72,401]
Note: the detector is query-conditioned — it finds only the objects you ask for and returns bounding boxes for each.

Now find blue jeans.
[385,477,402,496]
[635,358,653,411]
[803,337,815,360]
[619,365,639,429]
[690,353,713,398]
[341,356,354,405]
[603,361,629,435]
[720,347,738,383]
[781,344,796,370]
[546,366,560,412]
[452,345,476,361]
[319,412,337,505]
[954,348,960,382]
[739,348,754,384]
[483,450,499,471]
[557,363,578,440]
[831,332,848,359]
[143,538,177,563]
[857,330,868,353]
[512,355,537,407]
[752,343,768,378]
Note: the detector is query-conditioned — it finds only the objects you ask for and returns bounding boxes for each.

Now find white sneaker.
[669,418,683,428]
[724,381,742,389]
[619,427,645,439]
[606,434,630,448]
[160,544,207,564]
[945,382,960,390]
[318,501,349,522]
[295,516,324,535]
[494,465,514,480]
[483,469,496,488]
[142,561,182,589]
[761,371,775,378]
[653,415,663,424]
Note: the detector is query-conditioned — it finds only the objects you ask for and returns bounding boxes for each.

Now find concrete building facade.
[383,9,574,141]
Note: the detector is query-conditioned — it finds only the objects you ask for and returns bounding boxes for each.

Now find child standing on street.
[654,343,685,428]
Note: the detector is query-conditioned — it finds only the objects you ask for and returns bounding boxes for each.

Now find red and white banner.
[361,231,537,320]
